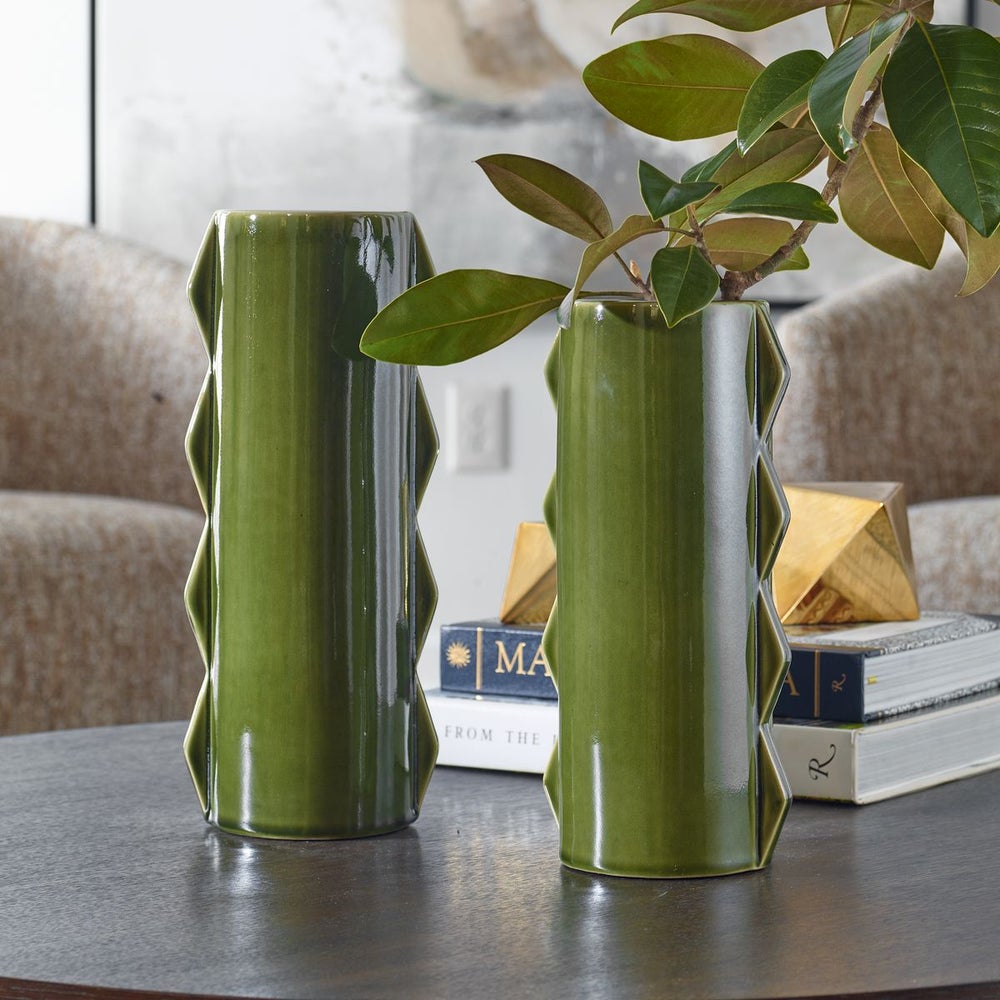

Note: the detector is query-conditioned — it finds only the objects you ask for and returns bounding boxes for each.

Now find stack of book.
[432,620,555,774]
[427,611,1000,804]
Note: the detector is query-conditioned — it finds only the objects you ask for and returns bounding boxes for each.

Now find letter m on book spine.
[440,620,556,700]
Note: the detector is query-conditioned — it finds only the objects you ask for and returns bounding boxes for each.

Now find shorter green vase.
[542,296,791,877]
[183,211,438,839]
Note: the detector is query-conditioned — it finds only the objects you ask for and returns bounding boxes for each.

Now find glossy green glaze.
[542,297,791,877]
[184,211,438,838]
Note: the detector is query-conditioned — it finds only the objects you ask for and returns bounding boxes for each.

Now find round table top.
[1,721,999,999]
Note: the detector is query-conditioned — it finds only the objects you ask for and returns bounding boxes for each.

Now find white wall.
[0,0,90,223]
[96,0,419,262]
[416,326,556,684]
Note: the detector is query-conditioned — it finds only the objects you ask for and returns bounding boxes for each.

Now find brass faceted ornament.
[772,482,920,625]
[499,522,557,625]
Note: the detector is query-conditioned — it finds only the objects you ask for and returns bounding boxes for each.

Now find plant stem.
[614,251,653,296]
[685,205,715,268]
[719,79,887,301]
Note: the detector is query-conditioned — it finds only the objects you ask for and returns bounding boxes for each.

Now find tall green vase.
[542,296,791,877]
[183,211,438,839]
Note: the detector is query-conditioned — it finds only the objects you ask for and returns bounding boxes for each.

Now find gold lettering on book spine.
[814,652,821,719]
[529,644,552,678]
[495,641,527,675]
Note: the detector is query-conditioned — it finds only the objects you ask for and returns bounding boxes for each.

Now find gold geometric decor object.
[499,522,556,624]
[772,482,920,625]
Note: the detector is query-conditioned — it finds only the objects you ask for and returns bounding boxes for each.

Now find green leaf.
[738,50,826,154]
[808,12,907,161]
[826,2,933,46]
[682,140,738,183]
[558,215,666,326]
[901,154,1000,295]
[649,246,719,327]
[679,218,810,271]
[948,219,1000,295]
[883,23,1000,238]
[360,270,568,365]
[583,35,763,141]
[697,127,827,219]
[476,154,613,242]
[613,0,843,33]
[838,124,944,267]
[724,182,838,222]
[826,2,886,47]
[638,161,718,220]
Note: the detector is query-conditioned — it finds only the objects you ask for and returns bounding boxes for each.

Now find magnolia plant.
[361,0,1000,365]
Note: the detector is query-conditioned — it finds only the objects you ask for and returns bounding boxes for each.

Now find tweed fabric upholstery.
[909,497,1000,616]
[774,252,1000,613]
[0,218,207,733]
[0,217,205,510]
[0,492,204,733]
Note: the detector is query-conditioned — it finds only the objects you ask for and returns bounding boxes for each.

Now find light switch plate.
[445,383,509,472]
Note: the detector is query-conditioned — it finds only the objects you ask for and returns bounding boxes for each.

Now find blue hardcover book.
[440,619,556,700]
[775,612,1000,722]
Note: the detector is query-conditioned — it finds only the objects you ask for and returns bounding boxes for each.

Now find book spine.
[440,623,557,700]
[769,722,859,802]
[774,647,866,721]
[425,690,558,774]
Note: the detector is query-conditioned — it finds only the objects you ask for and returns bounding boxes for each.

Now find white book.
[426,688,1000,804]
[772,690,1000,803]
[428,689,557,774]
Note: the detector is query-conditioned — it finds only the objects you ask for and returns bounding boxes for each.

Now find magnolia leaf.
[948,219,1000,295]
[902,154,1000,295]
[558,215,666,326]
[714,127,823,187]
[826,2,880,47]
[679,218,810,272]
[638,160,718,220]
[697,128,827,219]
[724,182,838,223]
[360,270,568,365]
[613,0,843,33]
[682,140,738,183]
[583,35,763,141]
[476,154,613,243]
[839,125,944,268]
[826,2,887,46]
[648,246,719,327]
[808,12,907,161]
[737,50,826,154]
[883,23,1000,238]
[780,105,814,130]
[826,2,932,46]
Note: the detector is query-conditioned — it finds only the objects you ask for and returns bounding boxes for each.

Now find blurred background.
[3,0,996,684]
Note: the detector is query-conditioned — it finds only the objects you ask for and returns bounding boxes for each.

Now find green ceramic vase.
[542,297,791,877]
[183,211,438,839]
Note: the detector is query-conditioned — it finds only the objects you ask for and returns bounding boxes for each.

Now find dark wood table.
[0,722,998,1000]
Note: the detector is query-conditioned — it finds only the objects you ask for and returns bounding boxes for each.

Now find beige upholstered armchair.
[773,252,1000,615]
[0,218,206,734]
